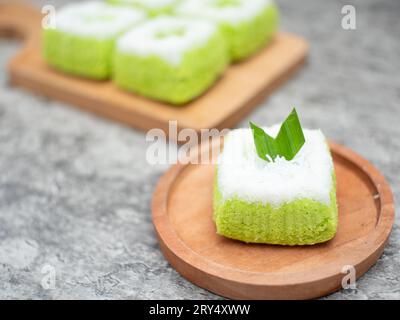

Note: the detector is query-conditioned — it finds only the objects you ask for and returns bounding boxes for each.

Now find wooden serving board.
[0,2,308,135]
[152,141,395,300]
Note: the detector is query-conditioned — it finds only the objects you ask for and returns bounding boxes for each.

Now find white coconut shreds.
[55,1,146,39]
[113,0,177,9]
[217,126,334,207]
[117,17,217,66]
[176,0,273,25]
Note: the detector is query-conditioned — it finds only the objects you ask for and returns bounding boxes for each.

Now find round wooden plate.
[152,141,394,300]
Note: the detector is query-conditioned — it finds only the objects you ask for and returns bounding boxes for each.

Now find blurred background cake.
[107,0,180,16]
[114,17,229,104]
[176,0,279,61]
[43,1,145,79]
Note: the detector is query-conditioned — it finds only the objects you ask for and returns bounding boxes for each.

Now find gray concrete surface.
[0,0,399,299]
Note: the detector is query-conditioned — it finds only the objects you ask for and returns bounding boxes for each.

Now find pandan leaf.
[250,108,305,162]
[249,122,277,161]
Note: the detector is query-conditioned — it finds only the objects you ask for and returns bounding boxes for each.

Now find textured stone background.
[0,0,399,299]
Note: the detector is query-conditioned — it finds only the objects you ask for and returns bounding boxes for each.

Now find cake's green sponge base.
[114,32,229,105]
[43,29,114,80]
[222,3,279,61]
[213,178,338,246]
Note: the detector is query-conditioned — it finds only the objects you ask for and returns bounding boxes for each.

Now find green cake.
[114,17,229,104]
[214,117,338,245]
[107,0,179,16]
[176,0,279,61]
[42,1,145,79]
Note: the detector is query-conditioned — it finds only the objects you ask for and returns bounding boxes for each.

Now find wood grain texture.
[1,2,308,136]
[152,141,395,300]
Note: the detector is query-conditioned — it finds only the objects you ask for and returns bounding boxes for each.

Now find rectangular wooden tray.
[1,2,309,135]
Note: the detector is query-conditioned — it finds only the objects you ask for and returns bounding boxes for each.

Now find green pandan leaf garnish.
[250,108,305,162]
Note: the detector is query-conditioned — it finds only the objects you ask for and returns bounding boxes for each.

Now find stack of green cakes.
[43,0,279,104]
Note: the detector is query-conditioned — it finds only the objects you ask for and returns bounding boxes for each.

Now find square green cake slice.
[43,1,145,79]
[214,126,338,245]
[176,0,279,61]
[114,17,229,104]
